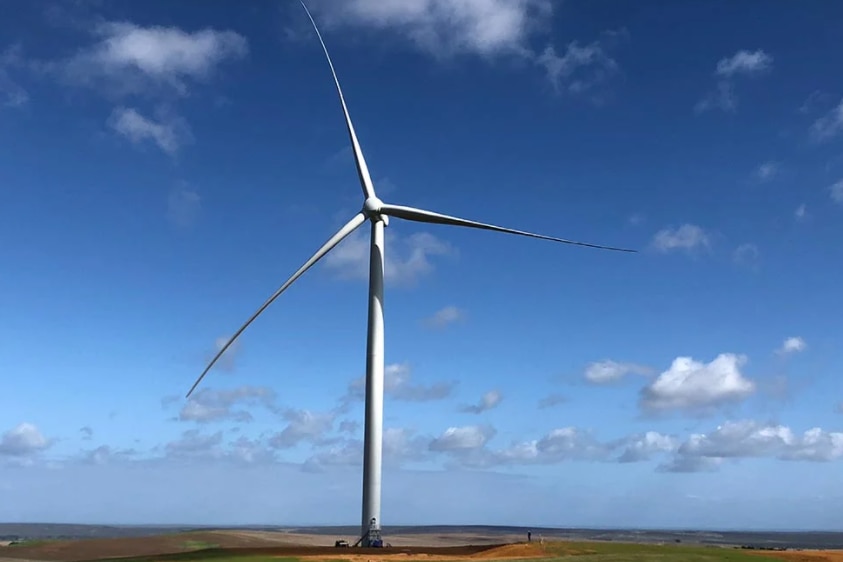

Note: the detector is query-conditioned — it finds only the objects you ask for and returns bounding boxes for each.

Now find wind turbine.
[185,1,635,547]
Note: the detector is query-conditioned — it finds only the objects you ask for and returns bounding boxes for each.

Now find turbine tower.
[185,1,635,547]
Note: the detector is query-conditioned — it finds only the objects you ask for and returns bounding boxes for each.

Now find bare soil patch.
[754,551,843,562]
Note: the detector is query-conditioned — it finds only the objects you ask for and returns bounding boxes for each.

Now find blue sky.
[1,0,843,531]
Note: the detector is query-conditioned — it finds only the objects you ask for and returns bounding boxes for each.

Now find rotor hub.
[363,196,384,217]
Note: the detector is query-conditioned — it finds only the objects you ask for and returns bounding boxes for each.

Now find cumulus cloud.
[662,420,843,472]
[0,423,50,457]
[306,1,623,99]
[177,386,277,423]
[776,336,806,356]
[324,229,455,286]
[0,44,28,108]
[269,409,335,449]
[429,425,496,452]
[536,32,624,99]
[424,305,464,328]
[795,204,808,221]
[460,390,503,414]
[480,428,612,467]
[584,359,651,384]
[79,426,93,441]
[107,106,192,155]
[810,98,843,142]
[639,353,756,414]
[382,427,430,464]
[753,161,779,182]
[310,0,552,59]
[427,419,843,472]
[56,21,248,97]
[165,429,225,459]
[830,180,843,205]
[650,224,710,253]
[303,426,430,471]
[715,50,773,77]
[616,431,678,463]
[696,49,773,113]
[81,445,137,465]
[342,362,454,406]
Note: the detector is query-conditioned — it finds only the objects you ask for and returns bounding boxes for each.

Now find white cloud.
[777,336,806,356]
[616,431,678,463]
[429,425,495,451]
[696,49,772,113]
[206,334,241,373]
[799,90,830,114]
[324,229,455,286]
[177,386,277,423]
[424,305,464,328]
[167,183,201,227]
[343,362,454,405]
[312,0,553,59]
[536,35,621,98]
[165,429,225,459]
[830,180,843,205]
[308,1,624,99]
[0,45,28,108]
[269,409,335,449]
[810,98,843,142]
[715,50,773,77]
[460,390,503,414]
[0,423,50,457]
[59,21,247,97]
[732,243,760,269]
[650,224,710,253]
[640,353,756,413]
[81,445,137,466]
[383,427,429,463]
[107,106,192,155]
[534,427,610,461]
[754,161,779,182]
[795,204,808,221]
[584,359,651,384]
[663,420,843,471]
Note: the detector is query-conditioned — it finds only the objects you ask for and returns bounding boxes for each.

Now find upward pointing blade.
[185,212,368,398]
[379,203,636,253]
[300,1,377,200]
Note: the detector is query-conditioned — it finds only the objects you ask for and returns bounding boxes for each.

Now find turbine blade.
[299,1,377,200]
[185,212,368,398]
[379,204,636,253]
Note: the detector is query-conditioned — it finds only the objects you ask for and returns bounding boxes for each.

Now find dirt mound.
[468,543,547,559]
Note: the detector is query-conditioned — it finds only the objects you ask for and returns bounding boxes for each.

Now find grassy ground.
[540,540,784,560]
